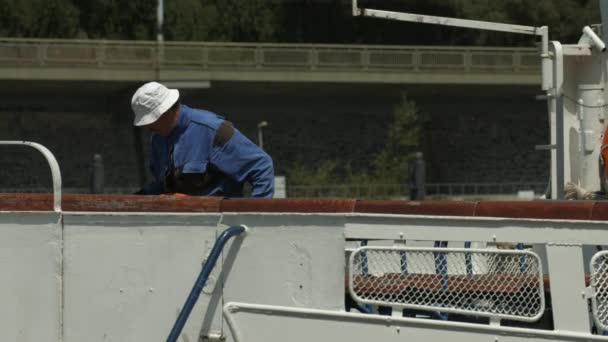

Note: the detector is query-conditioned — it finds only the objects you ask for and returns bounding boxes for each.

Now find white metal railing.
[591,251,608,331]
[1,182,546,199]
[287,182,546,198]
[0,141,62,211]
[0,38,540,73]
[349,246,544,322]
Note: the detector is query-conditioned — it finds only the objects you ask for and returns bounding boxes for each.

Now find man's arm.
[210,127,275,198]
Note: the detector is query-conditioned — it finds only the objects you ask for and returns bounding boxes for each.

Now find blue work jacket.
[142,105,274,197]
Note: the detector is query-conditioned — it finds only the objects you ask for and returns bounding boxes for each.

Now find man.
[131,81,274,197]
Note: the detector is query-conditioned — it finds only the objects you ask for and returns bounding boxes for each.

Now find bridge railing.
[0,38,540,73]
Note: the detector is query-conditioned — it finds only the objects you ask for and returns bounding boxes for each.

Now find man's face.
[144,107,178,136]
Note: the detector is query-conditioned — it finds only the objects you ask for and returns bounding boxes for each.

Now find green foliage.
[0,0,80,38]
[165,0,209,41]
[285,159,338,187]
[0,0,602,44]
[284,94,420,196]
[165,0,279,42]
[74,0,156,39]
[372,95,419,183]
[205,0,279,42]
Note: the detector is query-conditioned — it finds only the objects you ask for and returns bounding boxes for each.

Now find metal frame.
[223,302,608,342]
[346,213,600,332]
[346,214,608,245]
[350,0,574,199]
[591,250,608,331]
[348,246,545,322]
[166,225,248,342]
[351,0,550,90]
[0,141,62,212]
[549,41,565,199]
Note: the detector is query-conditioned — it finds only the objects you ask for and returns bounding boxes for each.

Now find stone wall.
[0,111,140,192]
[0,81,548,193]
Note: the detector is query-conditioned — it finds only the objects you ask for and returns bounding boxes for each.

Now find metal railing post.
[166,225,248,342]
[0,141,62,212]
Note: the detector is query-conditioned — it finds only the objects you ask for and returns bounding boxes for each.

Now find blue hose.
[166,225,247,342]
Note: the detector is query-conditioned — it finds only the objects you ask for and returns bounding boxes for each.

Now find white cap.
[131,82,180,126]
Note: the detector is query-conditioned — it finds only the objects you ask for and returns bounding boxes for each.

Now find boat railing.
[348,246,545,322]
[0,140,62,211]
[345,213,608,334]
[167,225,248,342]
[287,182,547,198]
[591,251,608,332]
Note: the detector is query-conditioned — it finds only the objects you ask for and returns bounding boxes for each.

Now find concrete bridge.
[0,38,541,85]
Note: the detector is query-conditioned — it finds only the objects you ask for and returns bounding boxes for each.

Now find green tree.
[372,95,420,183]
[73,0,156,39]
[165,0,279,42]
[284,94,420,198]
[203,0,279,42]
[275,0,601,45]
[0,0,80,38]
[165,0,209,41]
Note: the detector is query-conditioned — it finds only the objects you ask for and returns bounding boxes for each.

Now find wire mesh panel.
[349,246,544,321]
[591,251,608,330]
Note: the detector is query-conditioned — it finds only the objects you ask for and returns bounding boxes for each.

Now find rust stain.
[355,200,476,216]
[0,193,607,222]
[0,193,221,212]
[590,202,608,220]
[349,273,568,294]
[220,198,356,213]
[475,201,594,220]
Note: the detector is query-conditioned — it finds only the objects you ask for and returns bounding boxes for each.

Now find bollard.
[408,152,426,200]
[90,154,104,194]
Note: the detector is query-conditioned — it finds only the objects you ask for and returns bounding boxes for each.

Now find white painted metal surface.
[62,213,222,342]
[0,209,605,340]
[220,213,346,313]
[345,214,608,245]
[546,244,591,332]
[0,212,62,341]
[559,34,606,195]
[549,41,565,198]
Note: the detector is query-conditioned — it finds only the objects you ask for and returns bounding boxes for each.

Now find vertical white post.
[546,244,591,332]
[577,86,604,192]
[550,41,564,199]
